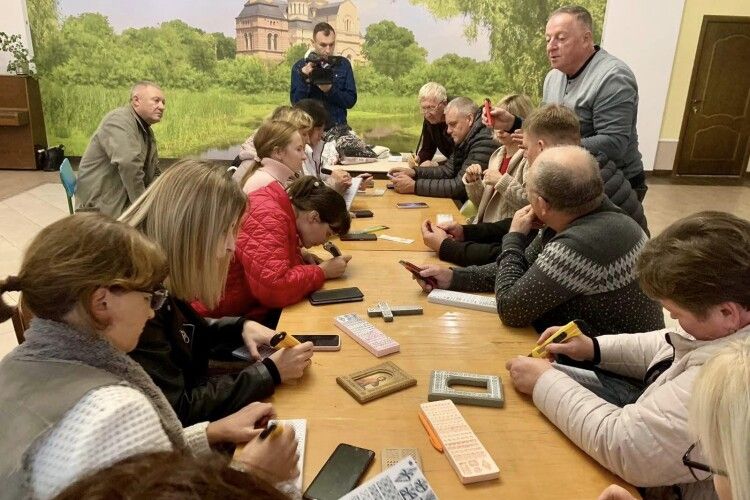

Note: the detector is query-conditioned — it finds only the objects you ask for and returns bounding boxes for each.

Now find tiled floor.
[0,173,748,359]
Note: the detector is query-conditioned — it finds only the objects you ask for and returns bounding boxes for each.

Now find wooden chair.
[10,297,32,344]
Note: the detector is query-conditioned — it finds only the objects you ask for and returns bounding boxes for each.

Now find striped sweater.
[450,199,664,334]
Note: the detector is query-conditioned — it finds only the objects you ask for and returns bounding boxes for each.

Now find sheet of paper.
[343,177,364,209]
[388,155,403,162]
[271,419,306,494]
[341,456,437,500]
[552,363,604,389]
[379,234,414,244]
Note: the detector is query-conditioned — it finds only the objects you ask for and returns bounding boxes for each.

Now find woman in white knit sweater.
[0,214,298,499]
[462,93,533,223]
[506,211,750,499]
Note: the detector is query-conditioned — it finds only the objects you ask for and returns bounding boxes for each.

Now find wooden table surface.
[340,181,459,253]
[266,182,638,498]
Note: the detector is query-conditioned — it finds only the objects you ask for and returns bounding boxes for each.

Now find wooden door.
[674,16,750,178]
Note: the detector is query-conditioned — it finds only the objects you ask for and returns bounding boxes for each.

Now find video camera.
[302,52,344,86]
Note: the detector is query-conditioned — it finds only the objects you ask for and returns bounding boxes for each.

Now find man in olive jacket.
[389,97,499,202]
[76,81,165,217]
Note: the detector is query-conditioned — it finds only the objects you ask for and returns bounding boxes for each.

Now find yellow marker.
[529,321,582,358]
[270,332,301,349]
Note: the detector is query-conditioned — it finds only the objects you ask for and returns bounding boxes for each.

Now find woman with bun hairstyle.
[194,175,351,320]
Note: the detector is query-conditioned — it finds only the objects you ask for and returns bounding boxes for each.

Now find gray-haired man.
[389,97,498,201]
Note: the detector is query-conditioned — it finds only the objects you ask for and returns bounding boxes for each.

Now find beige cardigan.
[462,146,528,223]
[532,325,750,499]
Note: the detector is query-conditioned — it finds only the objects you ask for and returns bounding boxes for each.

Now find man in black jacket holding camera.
[290,22,357,128]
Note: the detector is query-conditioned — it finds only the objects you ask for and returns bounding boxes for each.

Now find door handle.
[691,99,703,113]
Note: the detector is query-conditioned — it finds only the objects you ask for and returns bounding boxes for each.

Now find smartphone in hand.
[484,98,494,127]
[399,260,438,289]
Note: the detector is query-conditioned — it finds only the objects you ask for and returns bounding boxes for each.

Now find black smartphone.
[303,443,375,500]
[294,334,341,351]
[309,287,364,305]
[340,233,377,241]
[351,209,373,218]
[323,241,341,257]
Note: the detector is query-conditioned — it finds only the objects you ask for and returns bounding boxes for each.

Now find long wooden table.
[267,182,638,498]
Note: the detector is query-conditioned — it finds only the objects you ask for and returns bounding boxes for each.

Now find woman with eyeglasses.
[120,160,314,429]
[506,211,750,499]
[0,214,298,499]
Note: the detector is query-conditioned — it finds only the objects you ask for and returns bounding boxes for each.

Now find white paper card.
[379,234,414,244]
[341,456,437,500]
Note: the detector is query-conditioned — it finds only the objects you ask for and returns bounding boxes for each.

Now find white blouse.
[28,385,210,499]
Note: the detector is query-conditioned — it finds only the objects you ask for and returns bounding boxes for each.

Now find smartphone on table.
[294,334,341,352]
[396,202,429,209]
[303,443,375,500]
[399,260,438,289]
[340,233,377,241]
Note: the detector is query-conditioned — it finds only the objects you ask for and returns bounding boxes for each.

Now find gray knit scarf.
[10,317,187,450]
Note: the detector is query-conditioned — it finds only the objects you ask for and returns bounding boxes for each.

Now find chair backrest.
[59,158,76,214]
[10,296,33,344]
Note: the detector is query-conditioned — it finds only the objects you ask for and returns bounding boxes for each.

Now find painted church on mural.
[235,0,365,62]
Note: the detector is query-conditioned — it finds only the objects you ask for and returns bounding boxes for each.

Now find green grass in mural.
[40,82,425,158]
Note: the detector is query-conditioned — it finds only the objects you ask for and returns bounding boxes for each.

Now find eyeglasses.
[419,103,444,114]
[131,286,169,311]
[682,443,726,481]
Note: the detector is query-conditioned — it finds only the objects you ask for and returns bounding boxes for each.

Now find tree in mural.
[409,0,605,97]
[25,0,61,73]
[362,20,427,80]
[212,32,236,60]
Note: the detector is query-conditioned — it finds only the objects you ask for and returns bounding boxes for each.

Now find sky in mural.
[58,0,491,61]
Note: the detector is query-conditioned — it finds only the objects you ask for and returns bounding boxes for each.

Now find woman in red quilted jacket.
[195,176,351,322]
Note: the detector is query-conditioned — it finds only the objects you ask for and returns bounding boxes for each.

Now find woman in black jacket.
[121,159,314,427]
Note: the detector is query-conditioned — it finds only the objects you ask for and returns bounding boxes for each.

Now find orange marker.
[418,412,443,453]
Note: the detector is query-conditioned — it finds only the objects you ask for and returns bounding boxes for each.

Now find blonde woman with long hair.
[121,160,313,427]
[0,214,298,498]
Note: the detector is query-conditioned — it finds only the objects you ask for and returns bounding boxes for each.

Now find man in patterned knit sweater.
[417,145,664,335]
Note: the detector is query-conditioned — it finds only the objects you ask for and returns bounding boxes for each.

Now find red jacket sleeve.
[237,186,326,308]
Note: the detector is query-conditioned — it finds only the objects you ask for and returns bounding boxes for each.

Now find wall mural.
[25,0,605,158]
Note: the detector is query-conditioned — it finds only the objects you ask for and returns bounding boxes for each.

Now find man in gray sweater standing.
[490,6,646,200]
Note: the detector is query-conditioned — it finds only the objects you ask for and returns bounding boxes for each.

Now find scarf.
[10,317,187,450]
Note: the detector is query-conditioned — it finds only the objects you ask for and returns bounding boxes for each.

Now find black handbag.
[37,144,65,171]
